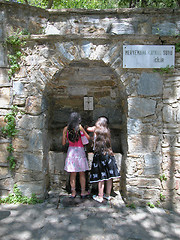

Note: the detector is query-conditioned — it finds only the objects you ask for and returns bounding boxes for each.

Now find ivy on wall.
[6,29,26,80]
[1,30,27,169]
[1,106,24,169]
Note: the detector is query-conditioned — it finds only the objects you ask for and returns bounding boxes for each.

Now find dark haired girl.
[87,116,120,203]
[62,112,90,198]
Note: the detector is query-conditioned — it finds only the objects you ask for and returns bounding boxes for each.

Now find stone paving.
[0,191,180,240]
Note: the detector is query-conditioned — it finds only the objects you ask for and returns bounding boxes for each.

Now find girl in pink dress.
[62,112,90,198]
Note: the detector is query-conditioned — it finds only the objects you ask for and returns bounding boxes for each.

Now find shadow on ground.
[0,191,180,240]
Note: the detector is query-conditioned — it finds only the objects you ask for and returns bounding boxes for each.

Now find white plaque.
[84,97,93,110]
[123,45,175,68]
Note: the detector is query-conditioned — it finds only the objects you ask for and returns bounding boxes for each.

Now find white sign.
[123,45,175,68]
[84,97,93,110]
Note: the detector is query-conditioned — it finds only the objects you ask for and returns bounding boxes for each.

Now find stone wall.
[0,1,180,211]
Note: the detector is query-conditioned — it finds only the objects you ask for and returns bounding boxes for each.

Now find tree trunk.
[24,0,29,5]
[141,0,148,7]
[177,0,180,7]
[47,0,54,9]
[129,0,136,8]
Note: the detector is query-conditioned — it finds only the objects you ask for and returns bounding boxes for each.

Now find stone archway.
[43,59,128,196]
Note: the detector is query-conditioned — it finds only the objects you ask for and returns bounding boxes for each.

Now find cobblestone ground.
[0,191,180,240]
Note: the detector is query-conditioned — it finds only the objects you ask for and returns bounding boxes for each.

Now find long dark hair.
[94,116,113,155]
[67,112,81,142]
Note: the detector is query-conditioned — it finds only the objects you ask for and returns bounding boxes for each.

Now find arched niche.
[43,59,127,195]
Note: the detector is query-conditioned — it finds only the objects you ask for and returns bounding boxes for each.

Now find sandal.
[92,195,103,203]
[103,195,111,201]
[69,194,76,199]
[70,188,76,199]
[81,189,90,199]
[81,192,90,199]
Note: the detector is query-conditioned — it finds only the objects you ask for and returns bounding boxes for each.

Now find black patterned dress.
[90,152,120,183]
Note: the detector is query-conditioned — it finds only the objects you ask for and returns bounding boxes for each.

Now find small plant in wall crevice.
[153,65,174,75]
[147,202,155,208]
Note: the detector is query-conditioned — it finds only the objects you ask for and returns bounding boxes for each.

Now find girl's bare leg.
[79,171,89,196]
[98,181,104,198]
[105,179,113,197]
[70,172,76,196]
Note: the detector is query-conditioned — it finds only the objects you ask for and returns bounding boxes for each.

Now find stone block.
[137,72,163,96]
[14,172,44,182]
[25,96,44,115]
[176,106,180,123]
[0,116,6,127]
[55,42,75,63]
[128,97,156,118]
[143,189,160,199]
[111,22,134,35]
[55,97,83,110]
[163,105,175,123]
[12,137,28,151]
[27,129,43,151]
[0,68,9,85]
[138,178,161,188]
[0,142,9,163]
[23,152,43,171]
[15,66,27,78]
[0,44,7,67]
[0,87,10,107]
[0,10,4,23]
[67,86,87,96]
[45,24,60,35]
[17,182,44,198]
[13,81,24,95]
[89,44,109,61]
[144,153,161,175]
[81,41,92,58]
[177,87,180,100]
[114,153,122,170]
[48,151,66,174]
[0,167,9,177]
[138,22,152,34]
[93,107,122,124]
[128,135,159,153]
[18,114,46,130]
[152,22,179,36]
[127,185,144,197]
[13,96,26,107]
[127,118,142,135]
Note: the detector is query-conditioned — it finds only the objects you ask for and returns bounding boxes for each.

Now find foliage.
[147,202,155,208]
[0,184,43,204]
[153,65,174,75]
[6,29,26,79]
[5,0,180,9]
[160,173,167,182]
[1,106,23,169]
[126,202,136,209]
[1,106,19,138]
[175,42,180,52]
[160,193,166,201]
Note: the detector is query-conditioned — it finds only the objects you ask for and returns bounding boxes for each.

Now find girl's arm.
[87,126,95,132]
[62,126,67,145]
[80,125,90,140]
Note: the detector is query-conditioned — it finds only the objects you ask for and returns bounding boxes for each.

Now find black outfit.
[90,152,120,183]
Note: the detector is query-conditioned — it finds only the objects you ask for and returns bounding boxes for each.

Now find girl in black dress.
[87,117,120,203]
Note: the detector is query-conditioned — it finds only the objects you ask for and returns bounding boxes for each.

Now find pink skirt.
[64,147,89,172]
